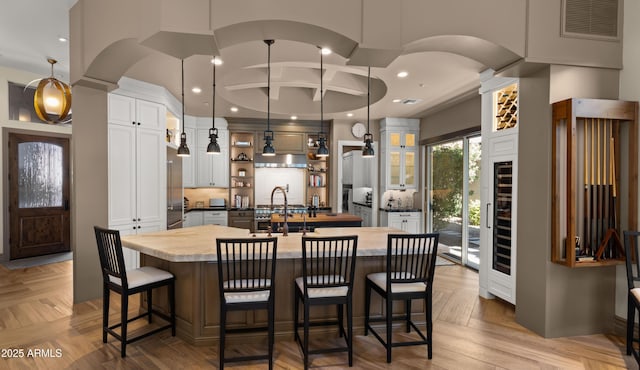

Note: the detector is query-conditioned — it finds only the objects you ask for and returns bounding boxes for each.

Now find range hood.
[254,153,308,168]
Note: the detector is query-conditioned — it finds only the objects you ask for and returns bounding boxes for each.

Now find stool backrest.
[301,235,358,293]
[94,226,128,287]
[387,233,439,286]
[624,231,640,290]
[216,237,278,293]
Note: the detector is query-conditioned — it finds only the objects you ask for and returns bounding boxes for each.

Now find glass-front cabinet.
[381,118,419,191]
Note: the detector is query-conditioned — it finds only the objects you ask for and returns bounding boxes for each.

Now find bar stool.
[364,233,439,363]
[216,237,278,370]
[93,226,176,358]
[294,235,358,369]
[624,230,640,365]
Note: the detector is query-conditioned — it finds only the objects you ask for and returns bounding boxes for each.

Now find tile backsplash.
[381,189,417,209]
[184,188,228,208]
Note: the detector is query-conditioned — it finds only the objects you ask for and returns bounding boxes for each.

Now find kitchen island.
[121,225,426,345]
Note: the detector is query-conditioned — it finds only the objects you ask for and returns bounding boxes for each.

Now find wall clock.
[351,122,366,138]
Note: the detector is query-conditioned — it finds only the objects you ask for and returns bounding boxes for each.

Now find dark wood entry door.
[9,134,70,260]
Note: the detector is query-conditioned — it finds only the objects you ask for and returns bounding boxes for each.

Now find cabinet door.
[136,99,165,130]
[388,151,402,189]
[108,124,137,226]
[403,149,417,188]
[108,94,135,127]
[210,147,229,188]
[184,212,203,227]
[388,215,404,230]
[203,211,228,226]
[405,216,421,233]
[275,132,305,153]
[136,127,165,225]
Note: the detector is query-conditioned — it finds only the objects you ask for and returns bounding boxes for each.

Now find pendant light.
[206,56,221,154]
[177,59,191,157]
[262,39,276,156]
[316,47,329,158]
[34,58,72,124]
[362,66,375,158]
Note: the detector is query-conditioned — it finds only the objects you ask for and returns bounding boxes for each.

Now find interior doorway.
[8,133,71,260]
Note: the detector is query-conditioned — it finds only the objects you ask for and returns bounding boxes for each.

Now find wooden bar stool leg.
[219,306,226,369]
[364,281,371,336]
[304,302,311,370]
[170,282,176,336]
[102,285,109,343]
[121,293,128,358]
[628,297,635,356]
[338,303,344,337]
[386,295,393,363]
[347,297,353,366]
[405,299,411,333]
[147,289,153,323]
[426,292,433,359]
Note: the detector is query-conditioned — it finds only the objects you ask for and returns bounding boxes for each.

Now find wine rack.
[493,161,513,275]
[495,83,518,131]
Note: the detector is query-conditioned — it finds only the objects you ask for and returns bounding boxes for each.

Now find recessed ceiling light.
[347,113,354,117]
[320,47,332,55]
[58,37,68,43]
[230,107,238,112]
[191,87,202,94]
[392,99,402,103]
[397,71,409,78]
[211,57,223,65]
[291,115,298,120]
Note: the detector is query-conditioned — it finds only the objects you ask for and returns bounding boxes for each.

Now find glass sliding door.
[427,134,481,269]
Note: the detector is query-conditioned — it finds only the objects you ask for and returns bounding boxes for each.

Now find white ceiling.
[0,0,493,122]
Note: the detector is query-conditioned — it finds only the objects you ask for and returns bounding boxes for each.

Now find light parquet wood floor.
[0,260,636,369]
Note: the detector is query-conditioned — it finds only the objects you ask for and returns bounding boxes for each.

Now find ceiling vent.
[401,98,422,105]
[562,0,619,40]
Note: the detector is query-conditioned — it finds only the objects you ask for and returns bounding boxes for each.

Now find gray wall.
[71,85,109,303]
[419,95,481,142]
[516,65,620,337]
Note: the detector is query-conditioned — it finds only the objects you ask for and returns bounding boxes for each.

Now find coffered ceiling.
[0,1,509,122]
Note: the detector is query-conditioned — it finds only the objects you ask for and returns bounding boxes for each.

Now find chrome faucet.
[270,186,289,236]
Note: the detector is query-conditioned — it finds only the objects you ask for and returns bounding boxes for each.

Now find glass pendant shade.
[262,130,276,156]
[362,133,375,158]
[177,132,190,157]
[34,58,71,124]
[316,135,329,157]
[207,127,220,154]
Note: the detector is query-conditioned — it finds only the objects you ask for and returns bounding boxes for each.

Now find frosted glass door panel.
[404,151,415,187]
[390,151,401,186]
[18,142,63,208]
[390,133,401,147]
[404,133,416,148]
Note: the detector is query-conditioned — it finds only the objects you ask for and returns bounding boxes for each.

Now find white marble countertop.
[120,225,403,262]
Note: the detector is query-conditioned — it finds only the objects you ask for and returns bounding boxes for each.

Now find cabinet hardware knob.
[133,226,136,230]
[138,218,141,221]
[132,218,136,222]
[137,122,141,126]
[138,226,141,229]
[132,121,135,125]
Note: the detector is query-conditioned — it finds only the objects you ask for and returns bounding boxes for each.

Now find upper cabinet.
[183,117,229,188]
[108,93,167,269]
[380,118,419,191]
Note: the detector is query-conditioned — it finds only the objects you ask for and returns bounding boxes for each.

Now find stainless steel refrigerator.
[167,147,183,229]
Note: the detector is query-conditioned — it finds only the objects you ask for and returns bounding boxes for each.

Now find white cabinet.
[381,211,421,233]
[186,117,229,188]
[380,118,419,191]
[196,129,229,187]
[183,211,203,227]
[203,210,228,226]
[108,94,166,269]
